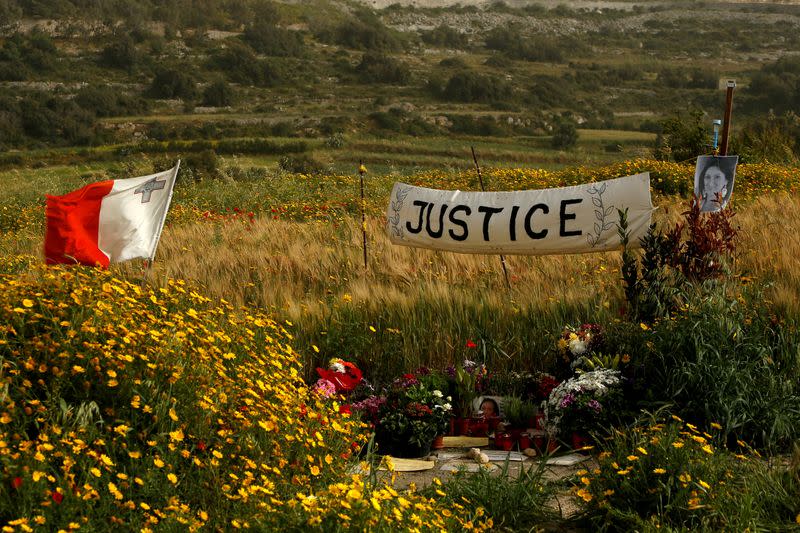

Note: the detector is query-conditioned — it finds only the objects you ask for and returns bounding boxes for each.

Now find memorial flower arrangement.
[557,323,604,374]
[357,374,453,457]
[544,368,623,438]
[448,358,488,417]
[315,357,363,394]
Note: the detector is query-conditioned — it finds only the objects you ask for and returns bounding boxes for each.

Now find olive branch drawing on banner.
[388,186,411,238]
[586,182,615,247]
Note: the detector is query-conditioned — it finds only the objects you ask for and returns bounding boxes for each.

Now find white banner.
[386,173,653,255]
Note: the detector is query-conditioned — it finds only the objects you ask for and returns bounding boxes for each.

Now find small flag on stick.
[44,162,180,267]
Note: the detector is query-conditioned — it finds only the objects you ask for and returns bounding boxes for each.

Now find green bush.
[551,121,578,150]
[440,71,512,103]
[578,415,800,531]
[99,33,139,72]
[242,22,305,57]
[75,85,149,117]
[427,460,556,531]
[206,41,281,87]
[201,80,236,107]
[420,25,469,49]
[642,290,800,451]
[656,109,708,162]
[147,67,197,100]
[355,52,410,84]
[279,153,325,175]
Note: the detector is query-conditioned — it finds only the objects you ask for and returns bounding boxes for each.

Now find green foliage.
[278,153,325,175]
[656,110,708,162]
[316,8,404,52]
[502,396,537,429]
[201,79,236,107]
[183,149,220,180]
[578,415,800,531]
[355,52,410,84]
[657,66,718,89]
[484,26,566,62]
[420,25,469,49]
[641,289,800,451]
[206,41,280,87]
[426,460,556,531]
[0,30,58,80]
[526,74,578,108]
[241,22,305,57]
[439,71,512,103]
[147,67,197,100]
[744,55,800,115]
[99,33,139,72]
[74,85,149,117]
[734,112,799,164]
[551,120,578,150]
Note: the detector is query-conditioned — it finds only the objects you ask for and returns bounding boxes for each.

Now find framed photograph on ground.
[694,155,738,212]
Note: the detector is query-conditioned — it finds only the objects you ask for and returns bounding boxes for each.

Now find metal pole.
[358,161,368,271]
[720,80,736,156]
[471,146,511,290]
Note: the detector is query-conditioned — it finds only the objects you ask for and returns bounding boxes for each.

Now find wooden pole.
[358,161,368,271]
[720,80,736,156]
[471,146,511,290]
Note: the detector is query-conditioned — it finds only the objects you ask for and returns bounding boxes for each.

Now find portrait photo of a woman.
[694,155,738,213]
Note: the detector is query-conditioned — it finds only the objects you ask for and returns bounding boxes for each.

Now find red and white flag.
[45,162,180,267]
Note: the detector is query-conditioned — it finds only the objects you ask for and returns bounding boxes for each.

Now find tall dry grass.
[5,192,799,380]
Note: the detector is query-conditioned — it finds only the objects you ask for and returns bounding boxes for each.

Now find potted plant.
[449,359,487,434]
[503,396,537,440]
[357,375,453,458]
[543,368,624,448]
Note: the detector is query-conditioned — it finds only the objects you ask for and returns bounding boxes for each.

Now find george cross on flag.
[44,162,180,267]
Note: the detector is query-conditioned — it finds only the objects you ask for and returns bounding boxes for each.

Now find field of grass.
[3,156,799,380]
[2,153,800,530]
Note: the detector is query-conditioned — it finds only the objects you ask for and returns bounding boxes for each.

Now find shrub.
[0,266,368,530]
[743,55,800,115]
[279,153,325,175]
[74,85,149,117]
[642,289,800,451]
[201,80,235,107]
[318,9,403,52]
[734,112,799,164]
[427,460,555,531]
[355,52,410,84]
[577,415,800,531]
[207,41,280,87]
[99,33,139,71]
[147,68,197,100]
[656,109,708,162]
[551,121,578,150]
[184,149,220,180]
[242,22,305,57]
[441,71,512,103]
[420,25,469,49]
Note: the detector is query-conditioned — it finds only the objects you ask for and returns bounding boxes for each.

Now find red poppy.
[11,477,22,490]
[339,404,351,415]
[466,340,477,349]
[52,490,64,504]
[196,441,207,451]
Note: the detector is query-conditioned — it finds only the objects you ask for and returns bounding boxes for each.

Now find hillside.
[0,0,798,171]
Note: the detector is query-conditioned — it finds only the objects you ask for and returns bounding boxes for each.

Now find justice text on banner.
[386,172,653,255]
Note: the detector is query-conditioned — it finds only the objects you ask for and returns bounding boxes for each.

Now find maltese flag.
[45,162,180,267]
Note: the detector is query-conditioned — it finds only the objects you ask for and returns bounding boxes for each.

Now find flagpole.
[148,160,181,266]
[358,161,368,271]
[471,147,511,290]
